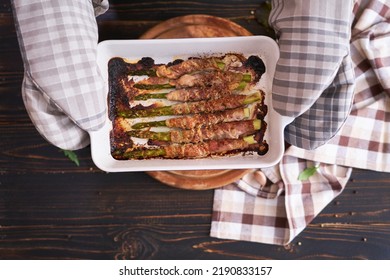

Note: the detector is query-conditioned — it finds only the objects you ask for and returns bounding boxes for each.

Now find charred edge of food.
[257,140,269,155]
[244,55,266,81]
[109,57,158,75]
[256,104,268,120]
[108,57,130,77]
[166,58,184,67]
[110,129,134,157]
[108,59,127,120]
[137,57,156,69]
[108,57,156,120]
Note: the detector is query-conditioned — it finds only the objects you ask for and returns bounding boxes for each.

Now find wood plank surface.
[1,0,390,260]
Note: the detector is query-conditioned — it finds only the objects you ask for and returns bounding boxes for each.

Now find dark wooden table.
[1,0,390,260]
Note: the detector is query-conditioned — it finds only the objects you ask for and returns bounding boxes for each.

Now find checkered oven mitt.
[12,0,109,150]
[270,0,355,150]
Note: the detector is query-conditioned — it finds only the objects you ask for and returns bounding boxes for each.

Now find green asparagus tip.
[243,92,261,105]
[253,119,261,130]
[243,135,257,145]
[242,74,252,82]
[235,81,247,91]
[216,61,225,70]
[243,107,250,118]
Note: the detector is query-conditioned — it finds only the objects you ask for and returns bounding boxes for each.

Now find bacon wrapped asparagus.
[134,85,230,102]
[108,53,269,160]
[128,119,261,143]
[118,91,261,118]
[133,71,251,91]
[119,135,267,159]
[109,53,262,79]
[131,107,251,129]
[155,57,224,79]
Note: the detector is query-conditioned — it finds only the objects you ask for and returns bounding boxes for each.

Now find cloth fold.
[211,0,390,245]
[211,156,352,245]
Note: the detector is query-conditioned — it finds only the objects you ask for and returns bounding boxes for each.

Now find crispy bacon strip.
[166,107,250,129]
[174,71,245,89]
[166,86,231,101]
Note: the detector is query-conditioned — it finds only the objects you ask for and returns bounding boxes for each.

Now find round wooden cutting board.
[140,14,252,39]
[141,14,253,190]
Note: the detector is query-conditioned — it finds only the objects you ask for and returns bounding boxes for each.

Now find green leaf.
[61,149,80,166]
[298,166,319,181]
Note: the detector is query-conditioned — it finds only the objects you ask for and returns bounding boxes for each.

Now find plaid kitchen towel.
[12,0,109,150]
[211,0,390,245]
[270,0,355,150]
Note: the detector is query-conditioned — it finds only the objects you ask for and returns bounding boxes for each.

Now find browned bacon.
[166,86,231,102]
[166,107,250,129]
[156,58,219,79]
[170,120,260,143]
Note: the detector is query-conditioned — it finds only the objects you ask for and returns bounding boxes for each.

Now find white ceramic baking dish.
[90,36,292,172]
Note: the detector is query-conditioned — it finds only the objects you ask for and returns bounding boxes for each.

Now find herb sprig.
[298,165,319,181]
[60,149,80,166]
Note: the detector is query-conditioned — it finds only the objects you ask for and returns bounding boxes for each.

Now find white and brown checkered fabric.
[12,0,109,150]
[211,0,390,245]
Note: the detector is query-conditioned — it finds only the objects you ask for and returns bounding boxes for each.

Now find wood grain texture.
[1,0,390,260]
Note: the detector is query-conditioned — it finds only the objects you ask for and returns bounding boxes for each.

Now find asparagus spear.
[119,91,261,119]
[134,83,175,90]
[132,120,167,129]
[131,107,251,130]
[128,119,261,143]
[134,92,169,101]
[121,135,258,159]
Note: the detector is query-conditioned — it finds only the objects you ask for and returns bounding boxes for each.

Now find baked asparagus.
[131,107,251,130]
[128,119,261,143]
[121,135,260,159]
[119,91,261,119]
[133,71,251,90]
